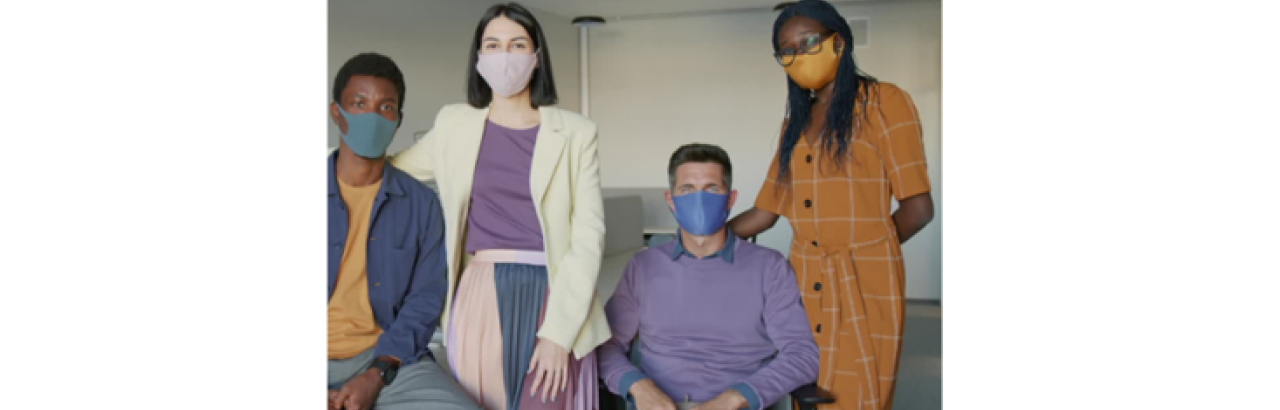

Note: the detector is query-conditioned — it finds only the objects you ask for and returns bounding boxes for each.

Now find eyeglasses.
[775,32,835,67]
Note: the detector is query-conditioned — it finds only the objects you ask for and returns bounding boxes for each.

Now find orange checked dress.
[754,82,931,410]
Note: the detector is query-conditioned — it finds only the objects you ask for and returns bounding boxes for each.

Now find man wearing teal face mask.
[597,144,818,410]
[326,53,479,410]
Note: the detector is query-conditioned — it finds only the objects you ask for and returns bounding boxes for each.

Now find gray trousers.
[328,349,479,410]
[624,396,790,410]
[624,401,700,410]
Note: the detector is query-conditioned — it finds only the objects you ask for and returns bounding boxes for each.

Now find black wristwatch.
[368,358,400,386]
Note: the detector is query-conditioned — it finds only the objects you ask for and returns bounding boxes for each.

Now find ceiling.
[515,0,895,21]
[515,0,778,20]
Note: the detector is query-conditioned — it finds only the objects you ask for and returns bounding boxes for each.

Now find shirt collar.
[328,150,403,198]
[671,228,736,263]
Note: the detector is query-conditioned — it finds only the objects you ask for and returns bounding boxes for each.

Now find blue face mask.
[337,105,398,159]
[671,191,730,236]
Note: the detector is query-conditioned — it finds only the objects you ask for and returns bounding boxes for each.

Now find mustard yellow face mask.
[783,36,842,90]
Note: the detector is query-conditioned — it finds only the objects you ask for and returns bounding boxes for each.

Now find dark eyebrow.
[483,36,532,41]
[484,36,531,41]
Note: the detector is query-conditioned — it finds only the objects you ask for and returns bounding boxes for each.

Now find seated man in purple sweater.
[598,143,819,410]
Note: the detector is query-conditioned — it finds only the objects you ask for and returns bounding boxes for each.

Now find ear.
[665,190,675,213]
[728,189,738,211]
[833,33,845,56]
[330,102,348,135]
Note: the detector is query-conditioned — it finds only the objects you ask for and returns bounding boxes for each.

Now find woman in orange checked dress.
[728,1,935,409]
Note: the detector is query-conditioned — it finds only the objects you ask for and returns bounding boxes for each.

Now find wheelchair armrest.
[790,383,835,406]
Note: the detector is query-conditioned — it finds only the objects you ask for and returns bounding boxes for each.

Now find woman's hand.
[528,337,570,403]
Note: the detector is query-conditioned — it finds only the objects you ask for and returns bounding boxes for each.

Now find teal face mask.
[337,105,397,159]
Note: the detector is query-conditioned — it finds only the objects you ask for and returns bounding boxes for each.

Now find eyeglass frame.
[774,31,838,67]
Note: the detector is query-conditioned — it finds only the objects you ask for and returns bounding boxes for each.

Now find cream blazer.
[389,103,609,358]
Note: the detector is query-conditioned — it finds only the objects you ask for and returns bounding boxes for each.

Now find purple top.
[464,120,545,254]
[598,233,818,409]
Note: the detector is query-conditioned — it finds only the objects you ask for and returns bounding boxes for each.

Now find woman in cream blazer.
[389,4,608,410]
[392,104,610,363]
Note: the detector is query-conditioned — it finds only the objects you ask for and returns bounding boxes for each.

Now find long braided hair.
[771,0,880,186]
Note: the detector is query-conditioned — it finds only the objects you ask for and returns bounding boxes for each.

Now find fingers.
[547,364,557,402]
[529,363,546,400]
[346,394,371,410]
[527,350,539,374]
[549,366,560,402]
[528,351,543,395]
[529,341,573,403]
[660,391,677,410]
[554,362,567,402]
[540,366,553,402]
[333,390,352,410]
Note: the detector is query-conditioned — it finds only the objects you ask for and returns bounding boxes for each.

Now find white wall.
[589,0,942,300]
[328,0,581,154]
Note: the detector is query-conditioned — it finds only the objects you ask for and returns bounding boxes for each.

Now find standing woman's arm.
[728,207,780,239]
[894,194,933,243]
[536,122,607,352]
[389,106,453,182]
[874,85,934,243]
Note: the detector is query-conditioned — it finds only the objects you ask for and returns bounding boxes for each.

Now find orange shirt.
[327,177,384,359]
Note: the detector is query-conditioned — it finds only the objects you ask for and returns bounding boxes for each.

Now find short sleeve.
[754,138,792,217]
[874,84,931,200]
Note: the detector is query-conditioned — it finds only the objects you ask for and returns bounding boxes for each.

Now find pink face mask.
[476,52,538,97]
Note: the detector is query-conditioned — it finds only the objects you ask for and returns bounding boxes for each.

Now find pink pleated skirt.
[446,250,598,410]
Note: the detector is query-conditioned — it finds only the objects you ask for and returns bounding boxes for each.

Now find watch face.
[382,366,397,385]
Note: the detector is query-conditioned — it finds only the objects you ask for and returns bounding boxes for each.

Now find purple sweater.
[464,120,545,254]
[598,232,818,409]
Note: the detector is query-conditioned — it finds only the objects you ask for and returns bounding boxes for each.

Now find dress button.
[815,324,822,333]
[814,282,822,291]
[804,199,812,208]
[373,282,380,287]
[805,155,812,163]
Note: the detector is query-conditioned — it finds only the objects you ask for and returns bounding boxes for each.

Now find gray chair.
[601,338,833,410]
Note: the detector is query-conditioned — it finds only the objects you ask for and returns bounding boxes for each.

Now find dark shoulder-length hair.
[467,2,558,109]
[771,0,879,186]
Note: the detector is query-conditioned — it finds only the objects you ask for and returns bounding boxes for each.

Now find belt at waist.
[470,249,547,266]
[791,232,894,256]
